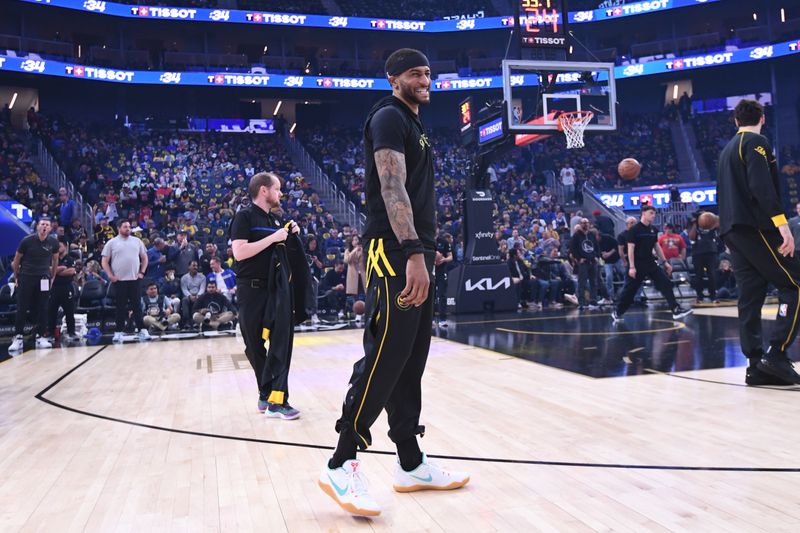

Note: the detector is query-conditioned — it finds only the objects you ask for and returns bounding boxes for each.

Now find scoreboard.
[519,0,567,49]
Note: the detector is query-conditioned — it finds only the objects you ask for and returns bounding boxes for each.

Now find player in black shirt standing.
[612,205,692,322]
[688,213,722,303]
[434,231,453,327]
[230,172,302,419]
[717,100,800,385]
[319,49,469,518]
[9,217,59,352]
[48,238,80,343]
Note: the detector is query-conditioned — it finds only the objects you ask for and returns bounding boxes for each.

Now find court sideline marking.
[30,344,800,472]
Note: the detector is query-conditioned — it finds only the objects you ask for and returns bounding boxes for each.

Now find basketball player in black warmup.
[717,99,800,385]
[319,49,469,518]
[611,205,693,322]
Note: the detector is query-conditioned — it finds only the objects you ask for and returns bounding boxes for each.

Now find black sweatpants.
[238,281,293,403]
[724,226,800,357]
[434,273,448,321]
[48,284,76,336]
[114,280,144,332]
[692,253,718,300]
[335,239,434,452]
[577,261,598,306]
[616,262,678,316]
[15,275,50,336]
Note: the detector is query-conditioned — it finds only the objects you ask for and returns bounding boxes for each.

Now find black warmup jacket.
[717,130,786,235]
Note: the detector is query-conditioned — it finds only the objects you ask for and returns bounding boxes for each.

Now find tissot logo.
[606,0,668,17]
[434,78,493,90]
[314,78,375,89]
[666,53,732,69]
[369,19,426,30]
[790,41,800,52]
[131,6,197,19]
[65,66,134,81]
[66,65,85,76]
[465,277,511,291]
[207,74,270,86]
[245,13,308,25]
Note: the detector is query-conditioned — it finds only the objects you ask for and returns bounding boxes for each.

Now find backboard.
[502,59,617,134]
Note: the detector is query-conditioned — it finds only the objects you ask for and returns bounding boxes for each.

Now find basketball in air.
[698,212,719,230]
[618,158,641,181]
[353,300,366,316]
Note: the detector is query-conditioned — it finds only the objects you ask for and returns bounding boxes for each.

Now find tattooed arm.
[375,148,418,242]
[375,147,429,306]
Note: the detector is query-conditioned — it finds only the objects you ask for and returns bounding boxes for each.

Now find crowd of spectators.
[9,99,797,339]
[2,113,389,339]
[0,112,59,223]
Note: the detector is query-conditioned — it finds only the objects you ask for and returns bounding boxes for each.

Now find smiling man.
[318,48,469,518]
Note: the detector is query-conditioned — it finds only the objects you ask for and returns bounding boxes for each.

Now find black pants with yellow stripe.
[724,226,800,358]
[335,239,434,450]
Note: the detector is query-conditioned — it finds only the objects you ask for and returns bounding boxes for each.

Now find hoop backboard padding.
[558,111,593,149]
[514,112,556,147]
[502,59,617,134]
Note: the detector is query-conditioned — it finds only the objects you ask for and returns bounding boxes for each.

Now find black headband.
[385,49,430,77]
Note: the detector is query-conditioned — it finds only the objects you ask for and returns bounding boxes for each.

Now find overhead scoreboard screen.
[519,0,567,49]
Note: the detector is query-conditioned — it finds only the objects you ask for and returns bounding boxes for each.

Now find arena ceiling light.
[289,123,297,134]
[273,100,282,115]
[9,92,18,109]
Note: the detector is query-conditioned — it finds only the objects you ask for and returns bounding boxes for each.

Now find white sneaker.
[393,453,470,493]
[35,336,52,349]
[318,459,381,517]
[137,329,152,341]
[112,332,124,344]
[564,293,579,306]
[438,320,448,328]
[337,311,345,321]
[8,335,24,352]
[311,314,321,325]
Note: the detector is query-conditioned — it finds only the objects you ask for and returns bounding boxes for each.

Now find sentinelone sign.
[1,39,798,91]
[18,0,718,32]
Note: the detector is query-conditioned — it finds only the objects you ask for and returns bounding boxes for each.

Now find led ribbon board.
[0,39,796,90]
[18,0,719,32]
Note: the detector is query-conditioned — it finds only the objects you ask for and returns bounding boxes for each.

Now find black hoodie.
[362,95,436,249]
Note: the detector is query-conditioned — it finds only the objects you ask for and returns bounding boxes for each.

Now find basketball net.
[557,111,593,149]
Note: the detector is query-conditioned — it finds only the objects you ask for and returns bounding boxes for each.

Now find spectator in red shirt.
[658,223,686,261]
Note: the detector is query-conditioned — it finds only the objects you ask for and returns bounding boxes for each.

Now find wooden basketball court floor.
[2,307,800,532]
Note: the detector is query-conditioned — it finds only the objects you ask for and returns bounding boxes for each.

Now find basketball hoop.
[557,111,594,149]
